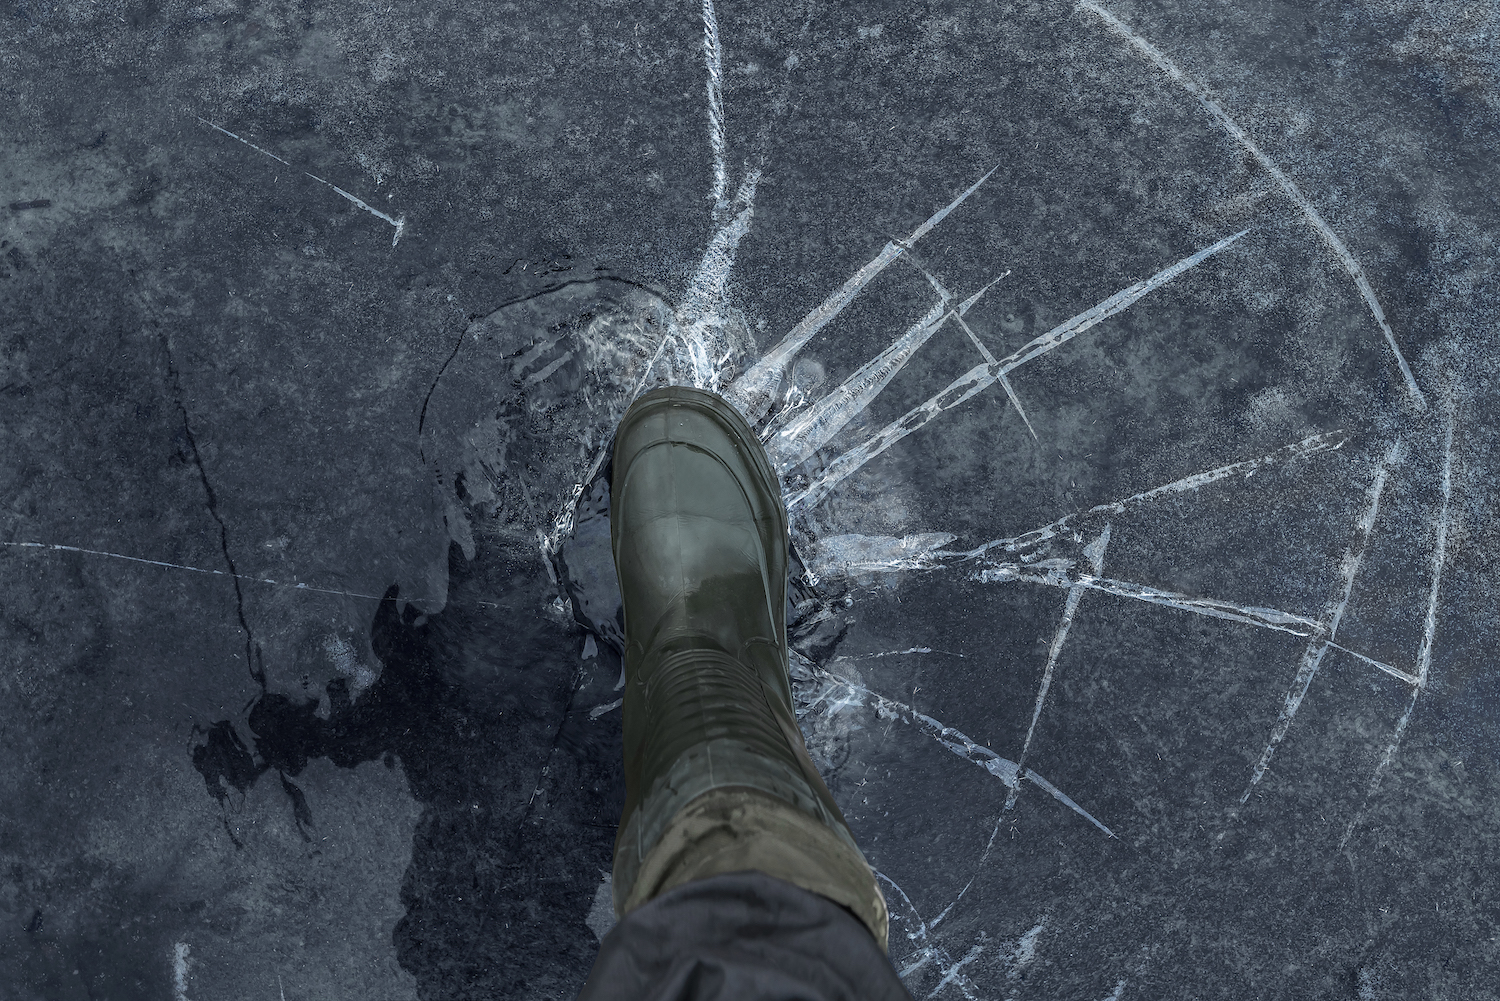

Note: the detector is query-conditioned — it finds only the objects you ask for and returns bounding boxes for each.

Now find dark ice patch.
[190,720,258,806]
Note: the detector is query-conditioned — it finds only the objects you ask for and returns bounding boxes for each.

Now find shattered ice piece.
[788,648,820,683]
[806,532,958,579]
[984,756,1020,786]
[582,634,599,660]
[589,698,623,720]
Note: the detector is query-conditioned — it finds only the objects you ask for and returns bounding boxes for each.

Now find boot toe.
[611,387,787,662]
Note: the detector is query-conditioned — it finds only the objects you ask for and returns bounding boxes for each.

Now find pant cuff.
[615,786,890,953]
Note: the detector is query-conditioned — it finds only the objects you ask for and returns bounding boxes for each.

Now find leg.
[580,387,908,1000]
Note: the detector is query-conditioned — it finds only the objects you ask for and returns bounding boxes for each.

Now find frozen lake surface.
[1,1,1496,997]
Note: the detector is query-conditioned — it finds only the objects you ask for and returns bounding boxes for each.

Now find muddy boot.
[608,385,888,951]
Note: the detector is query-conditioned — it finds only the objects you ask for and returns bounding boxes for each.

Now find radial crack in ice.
[196,117,406,246]
[804,667,1115,836]
[897,241,961,304]
[173,942,191,1001]
[1412,416,1455,691]
[1327,642,1418,686]
[1006,922,1046,982]
[976,561,1323,637]
[1241,441,1401,802]
[877,871,978,999]
[952,310,1038,441]
[971,560,1402,676]
[830,646,965,663]
[725,166,998,420]
[786,229,1249,511]
[768,298,946,465]
[0,541,450,605]
[1007,524,1112,810]
[701,0,727,213]
[542,169,759,560]
[1076,0,1425,408]
[927,943,985,999]
[900,950,938,979]
[673,169,763,392]
[1340,412,1456,848]
[768,274,1007,469]
[803,431,1350,587]
[197,117,290,165]
[303,172,406,246]
[804,533,959,581]
[956,429,1351,560]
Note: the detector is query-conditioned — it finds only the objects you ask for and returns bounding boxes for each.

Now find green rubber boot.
[608,386,888,950]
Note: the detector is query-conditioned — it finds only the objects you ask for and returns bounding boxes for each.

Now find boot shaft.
[607,386,888,950]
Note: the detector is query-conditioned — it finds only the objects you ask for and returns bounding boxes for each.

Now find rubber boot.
[608,386,889,950]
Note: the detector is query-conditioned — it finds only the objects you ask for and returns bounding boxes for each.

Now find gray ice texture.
[1,1,1497,999]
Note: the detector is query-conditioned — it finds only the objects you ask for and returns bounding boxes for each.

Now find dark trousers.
[579,871,912,1001]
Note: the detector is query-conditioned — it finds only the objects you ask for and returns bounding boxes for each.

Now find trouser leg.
[580,871,911,1001]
